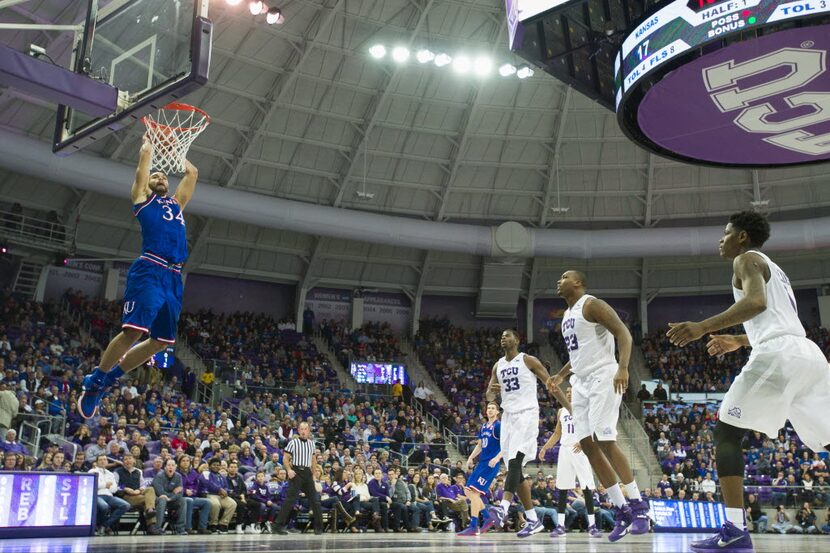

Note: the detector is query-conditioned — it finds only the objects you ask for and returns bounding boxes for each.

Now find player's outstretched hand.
[538,447,548,462]
[572,443,582,454]
[666,321,705,347]
[546,374,563,393]
[466,458,474,471]
[613,367,628,395]
[706,334,743,357]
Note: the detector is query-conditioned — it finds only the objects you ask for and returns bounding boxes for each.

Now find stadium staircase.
[12,259,45,299]
[398,338,450,406]
[310,335,359,389]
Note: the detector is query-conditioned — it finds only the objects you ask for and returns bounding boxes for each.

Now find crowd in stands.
[319,320,404,368]
[641,326,830,394]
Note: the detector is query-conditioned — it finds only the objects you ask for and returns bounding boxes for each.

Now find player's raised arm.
[132,134,153,204]
[485,362,500,402]
[173,159,199,210]
[584,298,632,395]
[668,253,768,347]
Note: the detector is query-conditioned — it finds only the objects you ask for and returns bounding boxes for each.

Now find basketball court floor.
[0,533,824,553]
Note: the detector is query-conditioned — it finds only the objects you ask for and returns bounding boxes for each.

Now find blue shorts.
[121,257,183,343]
[464,461,500,496]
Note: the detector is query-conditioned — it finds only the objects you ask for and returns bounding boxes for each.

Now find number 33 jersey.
[496,352,538,413]
[561,294,617,377]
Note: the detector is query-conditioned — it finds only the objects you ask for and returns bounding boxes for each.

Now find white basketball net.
[142,103,210,174]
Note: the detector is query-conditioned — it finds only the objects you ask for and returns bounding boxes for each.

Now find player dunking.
[667,211,830,553]
[457,401,502,536]
[538,386,602,538]
[549,271,649,542]
[78,135,198,418]
[485,329,562,538]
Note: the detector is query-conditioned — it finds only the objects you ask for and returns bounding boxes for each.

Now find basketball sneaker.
[480,518,496,533]
[517,519,544,538]
[549,525,566,538]
[690,522,754,553]
[78,369,107,419]
[587,525,602,538]
[628,498,651,534]
[486,505,507,529]
[608,504,634,542]
[457,525,480,537]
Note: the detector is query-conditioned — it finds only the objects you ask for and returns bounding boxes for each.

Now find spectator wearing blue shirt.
[198,457,237,533]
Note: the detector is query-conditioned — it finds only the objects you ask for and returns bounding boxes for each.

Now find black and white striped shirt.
[285,437,315,468]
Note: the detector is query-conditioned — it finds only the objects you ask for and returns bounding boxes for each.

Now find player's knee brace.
[557,489,568,512]
[713,421,746,478]
[505,454,524,494]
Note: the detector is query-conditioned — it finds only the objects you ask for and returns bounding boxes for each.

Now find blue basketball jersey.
[133,194,188,264]
[478,420,501,463]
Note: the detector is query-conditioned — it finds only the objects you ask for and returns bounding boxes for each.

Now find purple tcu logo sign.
[637,25,830,166]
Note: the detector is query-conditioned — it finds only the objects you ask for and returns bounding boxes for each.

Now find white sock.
[557,513,566,527]
[607,484,626,508]
[623,481,642,502]
[500,499,511,512]
[588,513,596,527]
[726,507,746,530]
[525,509,538,522]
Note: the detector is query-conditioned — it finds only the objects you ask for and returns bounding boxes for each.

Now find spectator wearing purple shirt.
[436,473,470,527]
[368,468,392,531]
[198,457,237,533]
[178,456,210,533]
[1,429,29,456]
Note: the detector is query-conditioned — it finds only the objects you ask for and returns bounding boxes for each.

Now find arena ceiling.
[1,0,830,306]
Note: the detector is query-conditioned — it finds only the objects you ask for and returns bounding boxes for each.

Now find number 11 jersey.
[495,352,537,413]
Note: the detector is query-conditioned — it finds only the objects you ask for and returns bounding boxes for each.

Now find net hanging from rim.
[141,103,210,174]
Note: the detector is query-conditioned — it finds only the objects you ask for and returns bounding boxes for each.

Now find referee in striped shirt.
[273,421,323,534]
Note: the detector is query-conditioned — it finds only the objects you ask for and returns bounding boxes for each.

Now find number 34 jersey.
[561,294,617,377]
[133,194,188,264]
[496,352,538,413]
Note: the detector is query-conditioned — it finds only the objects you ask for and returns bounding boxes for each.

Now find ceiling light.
[391,46,410,63]
[517,66,534,79]
[415,49,434,63]
[498,63,517,77]
[473,56,492,76]
[266,6,284,24]
[434,53,452,67]
[226,0,243,5]
[452,54,471,74]
[249,1,266,15]
[369,44,386,59]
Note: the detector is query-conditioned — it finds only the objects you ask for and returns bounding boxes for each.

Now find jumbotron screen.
[350,362,408,386]
[0,472,96,538]
[512,0,576,20]
[650,499,727,532]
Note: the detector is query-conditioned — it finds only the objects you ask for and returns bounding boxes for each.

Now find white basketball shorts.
[500,406,539,466]
[571,363,622,442]
[719,334,830,452]
[556,443,596,490]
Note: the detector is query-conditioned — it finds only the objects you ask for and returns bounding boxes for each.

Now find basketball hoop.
[141,103,210,174]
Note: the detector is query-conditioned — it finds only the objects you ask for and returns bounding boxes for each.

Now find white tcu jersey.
[733,250,805,346]
[496,352,538,413]
[559,407,578,447]
[561,294,617,376]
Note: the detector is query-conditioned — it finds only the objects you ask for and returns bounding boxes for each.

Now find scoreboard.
[616,0,830,101]
[650,499,727,531]
[0,472,96,538]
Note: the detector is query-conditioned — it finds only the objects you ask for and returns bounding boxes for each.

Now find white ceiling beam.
[330,0,437,208]
[540,86,571,226]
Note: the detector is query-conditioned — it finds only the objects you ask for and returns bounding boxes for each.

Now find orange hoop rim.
[141,102,211,133]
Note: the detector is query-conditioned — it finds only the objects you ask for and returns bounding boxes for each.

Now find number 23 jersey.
[561,294,616,377]
[496,352,537,413]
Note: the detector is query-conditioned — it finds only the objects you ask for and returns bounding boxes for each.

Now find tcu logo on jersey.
[702,47,830,156]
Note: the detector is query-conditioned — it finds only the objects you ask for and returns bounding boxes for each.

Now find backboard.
[53,0,212,155]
